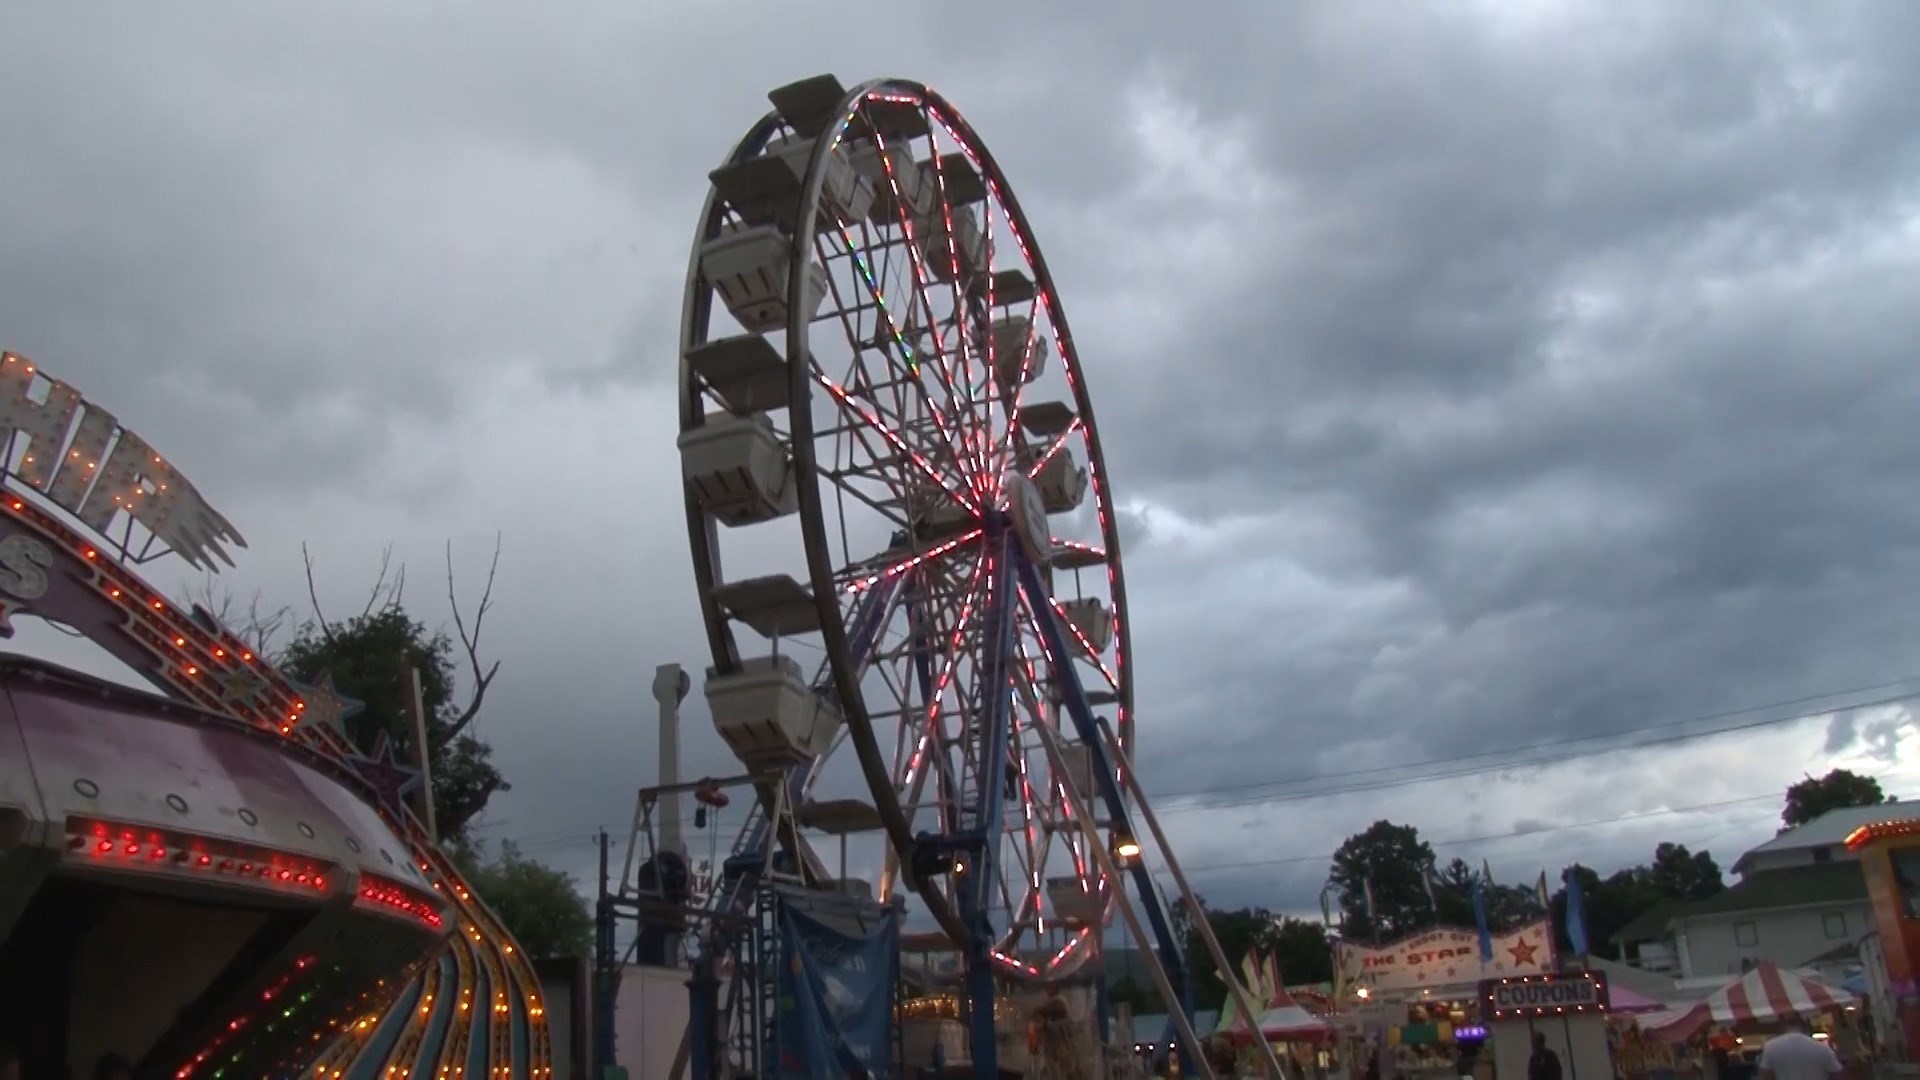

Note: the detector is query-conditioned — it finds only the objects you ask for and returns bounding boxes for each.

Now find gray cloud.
[4,1,1920,916]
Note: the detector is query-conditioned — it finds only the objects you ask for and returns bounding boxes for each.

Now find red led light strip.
[65,818,334,894]
[1,383,552,1078]
[358,873,446,930]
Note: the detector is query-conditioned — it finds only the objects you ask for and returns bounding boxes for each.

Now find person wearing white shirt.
[1758,1019,1842,1080]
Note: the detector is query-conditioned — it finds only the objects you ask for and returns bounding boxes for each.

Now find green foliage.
[1166,899,1332,1011]
[1783,768,1886,830]
[1427,857,1545,932]
[454,840,593,960]
[1545,844,1723,958]
[278,607,508,842]
[1328,820,1436,940]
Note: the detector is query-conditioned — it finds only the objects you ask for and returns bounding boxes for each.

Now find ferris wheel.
[677,74,1135,981]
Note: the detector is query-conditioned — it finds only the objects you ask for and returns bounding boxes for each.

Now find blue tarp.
[775,889,900,1080]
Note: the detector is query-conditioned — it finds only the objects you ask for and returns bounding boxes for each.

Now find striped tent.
[1646,962,1854,1038]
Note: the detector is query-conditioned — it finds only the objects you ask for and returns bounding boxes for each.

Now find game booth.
[1630,962,1862,1078]
[1334,921,1558,1077]
[1481,971,1615,1080]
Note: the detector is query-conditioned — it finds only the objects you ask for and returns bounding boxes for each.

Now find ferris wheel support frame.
[1017,551,1289,1080]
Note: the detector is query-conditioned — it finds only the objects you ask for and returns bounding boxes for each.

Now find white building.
[1617,806,1890,986]
[1730,803,1904,878]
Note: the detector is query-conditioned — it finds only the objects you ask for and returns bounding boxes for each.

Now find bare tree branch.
[186,575,291,658]
[443,533,502,742]
[300,542,341,646]
[359,543,406,619]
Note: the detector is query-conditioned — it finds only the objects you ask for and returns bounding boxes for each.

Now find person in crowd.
[1527,1031,1563,1080]
[1758,1018,1842,1080]
[90,1053,133,1080]
[0,1045,20,1080]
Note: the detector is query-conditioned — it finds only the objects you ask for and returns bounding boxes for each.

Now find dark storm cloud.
[4,1,1919,916]
[1045,5,1920,807]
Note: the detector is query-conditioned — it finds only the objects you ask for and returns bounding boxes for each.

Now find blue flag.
[1564,867,1590,958]
[1472,876,1493,963]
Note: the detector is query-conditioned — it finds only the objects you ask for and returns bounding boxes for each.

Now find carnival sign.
[1336,920,1553,995]
[0,352,244,571]
[1481,972,1610,1020]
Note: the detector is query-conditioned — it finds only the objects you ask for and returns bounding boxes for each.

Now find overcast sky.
[4,1,1920,918]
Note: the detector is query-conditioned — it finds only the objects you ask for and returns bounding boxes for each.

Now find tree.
[1647,842,1723,901]
[1783,769,1886,830]
[1328,821,1435,941]
[456,840,593,960]
[201,539,508,843]
[1545,843,1723,959]
[1269,918,1334,987]
[1159,900,1334,1012]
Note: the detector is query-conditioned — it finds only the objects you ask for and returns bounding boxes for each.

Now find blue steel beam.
[1014,551,1203,1074]
[942,527,1018,1079]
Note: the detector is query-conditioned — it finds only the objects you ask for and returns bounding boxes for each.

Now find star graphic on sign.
[346,731,424,817]
[290,671,365,735]
[1509,939,1541,967]
[218,667,268,705]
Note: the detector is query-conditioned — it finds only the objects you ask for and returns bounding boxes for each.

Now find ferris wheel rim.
[679,77,1134,980]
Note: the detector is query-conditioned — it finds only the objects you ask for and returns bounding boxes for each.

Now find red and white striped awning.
[1694,962,1855,1027]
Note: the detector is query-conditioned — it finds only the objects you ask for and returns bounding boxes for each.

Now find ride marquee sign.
[0,352,244,571]
[1481,972,1611,1020]
[1336,920,1553,994]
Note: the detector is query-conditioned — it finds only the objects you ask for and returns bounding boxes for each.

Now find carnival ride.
[0,352,551,1075]
[605,73,1283,1079]
[0,69,1273,1080]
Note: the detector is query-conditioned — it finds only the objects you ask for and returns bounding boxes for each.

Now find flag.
[1482,858,1495,889]
[1240,951,1264,999]
[1536,870,1550,909]
[1563,867,1590,958]
[1320,885,1336,929]
[1421,862,1439,911]
[1363,878,1378,930]
[1471,875,1494,963]
[1265,953,1285,1006]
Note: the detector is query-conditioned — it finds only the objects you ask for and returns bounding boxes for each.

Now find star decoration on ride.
[217,667,269,706]
[290,671,365,735]
[347,731,425,816]
[1508,938,1541,966]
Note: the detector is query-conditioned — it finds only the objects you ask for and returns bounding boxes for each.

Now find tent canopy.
[1643,962,1853,1038]
[1238,1004,1336,1044]
[1608,984,1668,1014]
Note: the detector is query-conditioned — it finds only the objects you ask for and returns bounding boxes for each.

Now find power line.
[1148,687,1920,815]
[1143,673,1920,803]
[502,675,1920,855]
[1173,793,1783,874]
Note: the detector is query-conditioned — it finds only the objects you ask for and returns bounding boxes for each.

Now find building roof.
[1616,901,1692,946]
[1732,803,1909,874]
[1618,863,1869,946]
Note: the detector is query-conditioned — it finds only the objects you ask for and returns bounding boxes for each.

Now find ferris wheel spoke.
[820,213,971,478]
[862,109,997,502]
[813,369,977,512]
[852,115,988,493]
[1025,415,1084,480]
